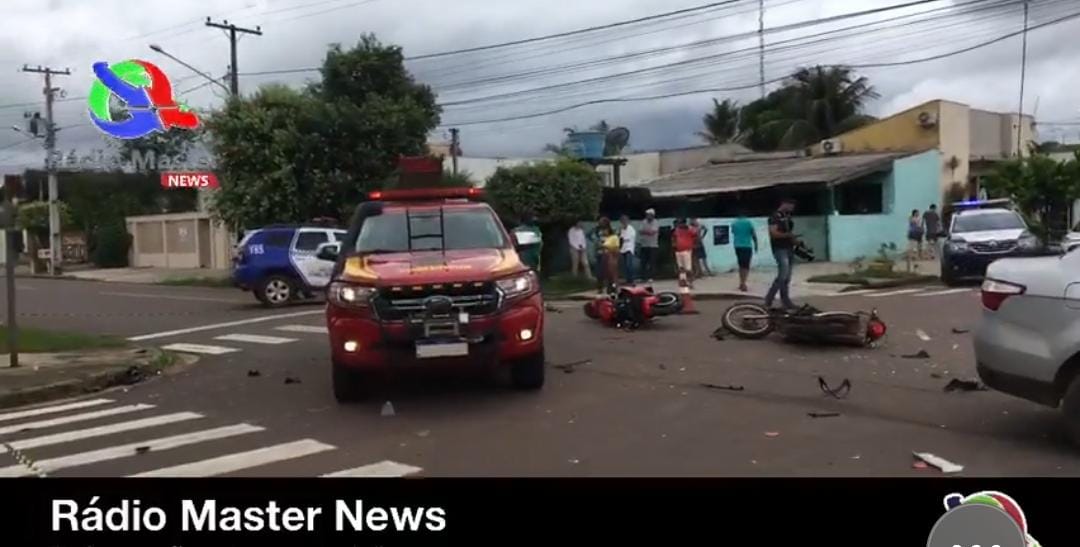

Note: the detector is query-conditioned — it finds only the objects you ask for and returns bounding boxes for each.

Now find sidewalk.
[0,348,182,409]
[567,260,941,300]
[14,265,232,284]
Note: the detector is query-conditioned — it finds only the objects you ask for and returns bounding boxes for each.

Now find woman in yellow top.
[601,228,621,292]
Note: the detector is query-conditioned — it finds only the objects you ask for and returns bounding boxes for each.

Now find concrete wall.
[657,144,748,175]
[938,100,972,199]
[127,212,234,269]
[596,152,660,187]
[827,150,941,262]
[826,100,941,154]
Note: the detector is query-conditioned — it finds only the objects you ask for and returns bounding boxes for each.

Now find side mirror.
[514,230,541,247]
[315,242,341,262]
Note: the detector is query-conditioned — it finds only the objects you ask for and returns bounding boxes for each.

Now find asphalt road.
[2,276,1077,477]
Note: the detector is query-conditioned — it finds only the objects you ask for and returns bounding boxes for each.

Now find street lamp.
[148,44,230,94]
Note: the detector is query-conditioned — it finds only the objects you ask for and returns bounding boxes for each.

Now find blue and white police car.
[232,225,347,307]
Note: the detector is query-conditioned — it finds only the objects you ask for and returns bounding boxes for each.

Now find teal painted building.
[595,150,943,272]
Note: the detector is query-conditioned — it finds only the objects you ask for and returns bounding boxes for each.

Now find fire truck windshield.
[355,208,508,253]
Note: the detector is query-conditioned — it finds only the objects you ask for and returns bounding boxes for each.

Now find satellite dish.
[606,127,630,155]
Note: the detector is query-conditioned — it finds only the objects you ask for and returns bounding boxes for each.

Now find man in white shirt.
[566,221,592,279]
[619,215,637,284]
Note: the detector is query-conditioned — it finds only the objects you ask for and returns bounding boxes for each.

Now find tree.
[543,120,628,156]
[698,98,741,144]
[722,65,879,151]
[486,160,603,275]
[984,151,1080,244]
[207,35,440,230]
[16,201,73,272]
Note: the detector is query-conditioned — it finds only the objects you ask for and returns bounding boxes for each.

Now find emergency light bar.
[368,187,484,201]
[950,198,1012,209]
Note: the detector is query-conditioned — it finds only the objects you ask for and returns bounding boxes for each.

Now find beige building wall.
[657,144,750,175]
[938,101,972,199]
[127,212,234,270]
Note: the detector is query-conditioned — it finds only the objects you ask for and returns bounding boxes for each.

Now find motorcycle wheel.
[721,302,775,339]
[651,292,683,315]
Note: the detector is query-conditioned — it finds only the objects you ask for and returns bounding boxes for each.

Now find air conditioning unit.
[918,111,938,128]
[821,138,843,155]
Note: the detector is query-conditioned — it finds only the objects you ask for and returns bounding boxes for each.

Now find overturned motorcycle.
[721,302,887,347]
[584,285,683,329]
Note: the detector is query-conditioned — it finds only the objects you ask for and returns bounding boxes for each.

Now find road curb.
[0,348,191,410]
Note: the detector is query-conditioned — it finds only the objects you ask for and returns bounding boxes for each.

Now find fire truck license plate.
[415,341,469,359]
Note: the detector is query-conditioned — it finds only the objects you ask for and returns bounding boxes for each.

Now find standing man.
[765,198,798,310]
[672,218,696,288]
[618,215,637,284]
[690,218,713,278]
[592,217,612,293]
[638,208,660,283]
[567,220,592,279]
[731,211,758,292]
[515,214,543,272]
[923,204,942,259]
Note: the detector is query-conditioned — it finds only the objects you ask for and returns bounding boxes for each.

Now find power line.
[406,0,748,61]
[440,9,1080,127]
[438,0,1009,108]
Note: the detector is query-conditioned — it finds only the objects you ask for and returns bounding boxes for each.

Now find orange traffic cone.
[678,269,699,315]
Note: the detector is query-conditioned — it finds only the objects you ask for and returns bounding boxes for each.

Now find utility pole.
[21,65,70,276]
[758,0,766,100]
[1017,0,1030,156]
[449,128,460,176]
[205,18,262,97]
[3,174,21,368]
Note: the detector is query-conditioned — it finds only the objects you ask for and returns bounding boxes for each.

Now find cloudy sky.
[1,0,1078,171]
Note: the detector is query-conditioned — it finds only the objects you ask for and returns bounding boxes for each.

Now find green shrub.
[91,222,132,268]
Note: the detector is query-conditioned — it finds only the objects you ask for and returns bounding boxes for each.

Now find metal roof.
[642,152,905,198]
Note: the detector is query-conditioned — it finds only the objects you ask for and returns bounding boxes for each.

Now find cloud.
[1,0,1078,164]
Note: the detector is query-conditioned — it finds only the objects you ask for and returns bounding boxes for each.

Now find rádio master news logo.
[87,59,199,139]
[927,490,1041,547]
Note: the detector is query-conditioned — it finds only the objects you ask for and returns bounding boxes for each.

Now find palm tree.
[775,66,880,148]
[698,98,742,144]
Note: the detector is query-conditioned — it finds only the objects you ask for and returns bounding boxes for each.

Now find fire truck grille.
[374,282,500,320]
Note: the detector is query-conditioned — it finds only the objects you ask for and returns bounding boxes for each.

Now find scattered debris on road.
[700,383,745,392]
[658,363,667,370]
[900,349,931,359]
[930,372,945,379]
[915,329,931,342]
[808,411,841,418]
[417,430,430,438]
[567,458,580,464]
[711,326,727,340]
[553,359,591,373]
[284,375,301,384]
[381,401,396,417]
[135,446,150,455]
[818,376,852,399]
[764,431,780,438]
[952,327,970,334]
[850,454,861,460]
[544,304,563,313]
[912,452,964,473]
[944,378,988,392]
[912,461,929,470]
[679,367,686,372]
[247,369,261,377]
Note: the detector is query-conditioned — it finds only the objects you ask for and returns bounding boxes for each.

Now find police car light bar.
[368,187,484,201]
[951,198,1012,209]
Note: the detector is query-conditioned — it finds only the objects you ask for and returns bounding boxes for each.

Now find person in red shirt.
[672,218,696,287]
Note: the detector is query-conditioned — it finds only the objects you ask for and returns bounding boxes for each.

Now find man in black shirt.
[765,197,798,310]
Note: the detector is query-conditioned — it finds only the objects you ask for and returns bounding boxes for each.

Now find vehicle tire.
[256,275,295,308]
[511,350,545,390]
[940,259,958,287]
[651,291,683,315]
[332,361,367,403]
[721,302,775,339]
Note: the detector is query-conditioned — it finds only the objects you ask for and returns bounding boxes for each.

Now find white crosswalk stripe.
[322,460,423,478]
[0,404,154,436]
[214,334,298,345]
[131,439,336,477]
[0,399,113,423]
[0,423,264,477]
[275,325,329,334]
[913,288,972,297]
[161,343,240,355]
[0,412,203,454]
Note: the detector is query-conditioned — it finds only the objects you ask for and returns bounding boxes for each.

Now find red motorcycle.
[721,302,887,347]
[583,285,683,329]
